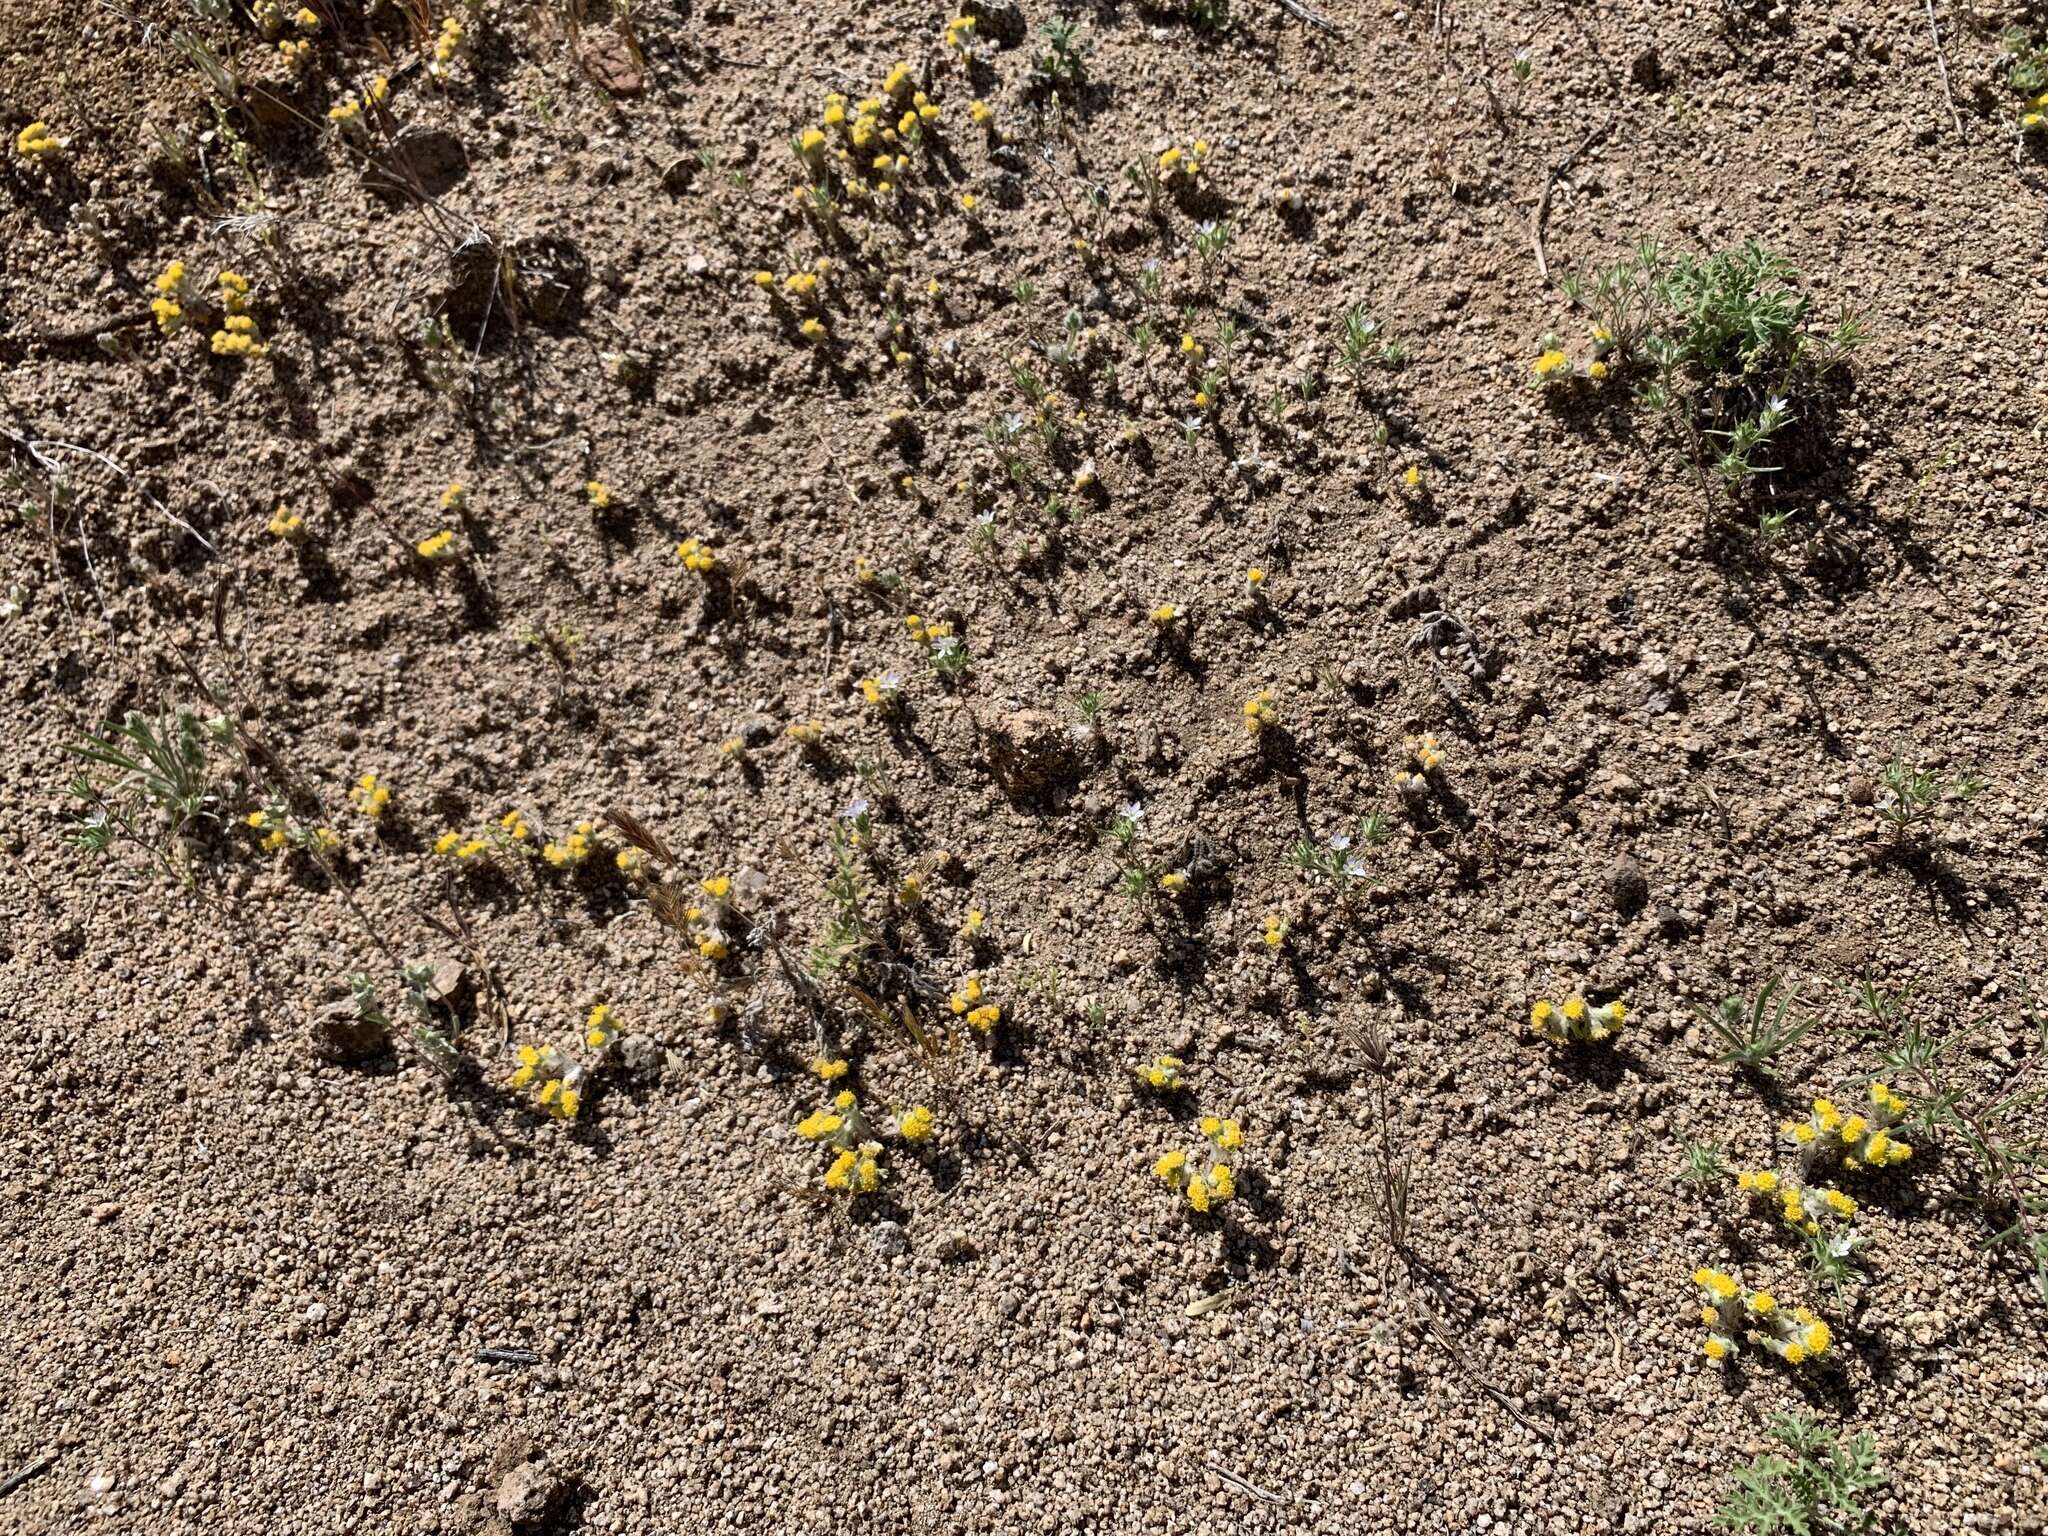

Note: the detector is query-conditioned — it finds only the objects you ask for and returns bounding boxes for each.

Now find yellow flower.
[1246,566,1266,590]
[1207,1165,1235,1201]
[1213,1119,1243,1150]
[1185,1177,1212,1213]
[799,317,827,341]
[959,192,979,212]
[812,1056,849,1081]
[970,100,992,124]
[899,1105,934,1142]
[415,529,456,560]
[1586,360,1609,381]
[1241,690,1278,735]
[833,1089,856,1111]
[439,482,466,511]
[1803,1321,1831,1355]
[1749,1291,1777,1316]
[1703,1337,1729,1361]
[15,121,62,158]
[268,507,305,542]
[966,1004,1000,1033]
[1533,349,1571,379]
[1403,465,1423,491]
[824,1149,856,1189]
[960,909,985,941]
[349,772,392,818]
[677,537,717,573]
[584,480,613,508]
[1154,1151,1188,1184]
[434,831,461,856]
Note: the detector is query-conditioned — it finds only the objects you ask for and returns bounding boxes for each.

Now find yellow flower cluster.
[434,830,488,859]
[1155,1115,1242,1213]
[1528,995,1625,1045]
[1782,1085,1913,1170]
[1407,734,1444,772]
[786,719,825,748]
[948,975,1000,1034]
[859,673,903,712]
[794,65,943,209]
[1150,603,1179,627]
[1737,1169,1859,1236]
[1245,566,1266,596]
[688,874,736,960]
[959,908,985,942]
[279,37,313,71]
[584,480,612,509]
[327,75,391,124]
[246,806,288,854]
[151,261,196,336]
[905,613,954,646]
[896,1104,935,1142]
[500,810,530,841]
[510,1042,581,1119]
[677,537,717,574]
[1242,689,1278,735]
[584,1003,619,1051]
[1157,139,1213,182]
[1694,1267,1831,1365]
[796,1088,890,1191]
[439,482,466,511]
[542,820,597,868]
[428,15,466,78]
[1261,912,1286,950]
[209,271,266,359]
[268,506,305,543]
[416,529,457,560]
[16,121,62,159]
[1139,1054,1184,1091]
[943,14,979,58]
[348,772,392,819]
[812,1056,849,1081]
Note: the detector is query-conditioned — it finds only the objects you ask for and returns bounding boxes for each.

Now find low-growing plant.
[1694,1267,1833,1366]
[1154,1113,1242,1213]
[1873,742,1984,840]
[1528,994,1626,1046]
[1335,305,1406,377]
[1289,817,1385,885]
[1714,1413,1888,1535]
[67,707,235,887]
[1700,976,1815,1075]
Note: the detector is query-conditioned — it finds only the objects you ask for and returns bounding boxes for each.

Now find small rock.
[1631,47,1663,91]
[309,1002,389,1065]
[1845,774,1876,806]
[1607,855,1649,916]
[978,708,1086,798]
[618,1034,664,1075]
[868,1220,909,1259]
[495,1461,562,1526]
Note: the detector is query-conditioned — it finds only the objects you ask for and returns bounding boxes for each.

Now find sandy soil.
[4,0,2048,1529]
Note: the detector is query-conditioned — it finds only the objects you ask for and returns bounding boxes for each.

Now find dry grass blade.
[606,809,676,864]
[645,884,694,934]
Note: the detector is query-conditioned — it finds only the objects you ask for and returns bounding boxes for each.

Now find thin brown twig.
[1922,0,1965,139]
[1529,114,1616,285]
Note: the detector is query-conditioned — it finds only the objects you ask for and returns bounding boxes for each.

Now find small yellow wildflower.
[268,507,305,543]
[584,480,612,509]
[348,772,391,818]
[1533,349,1571,379]
[898,1105,935,1142]
[812,1056,849,1082]
[585,1004,617,1051]
[416,530,456,560]
[677,537,717,574]
[15,121,62,159]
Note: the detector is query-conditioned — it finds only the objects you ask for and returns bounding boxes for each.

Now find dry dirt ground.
[5,0,2048,1529]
